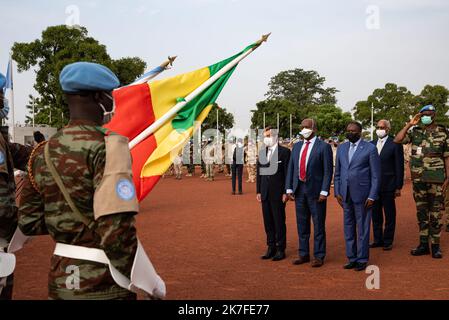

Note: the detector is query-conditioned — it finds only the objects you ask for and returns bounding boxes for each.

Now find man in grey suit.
[286,119,333,267]
[334,121,381,271]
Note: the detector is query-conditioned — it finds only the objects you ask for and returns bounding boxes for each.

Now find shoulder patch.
[0,151,4,165]
[115,178,135,201]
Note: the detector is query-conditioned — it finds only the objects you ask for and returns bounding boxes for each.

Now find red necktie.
[299,141,310,181]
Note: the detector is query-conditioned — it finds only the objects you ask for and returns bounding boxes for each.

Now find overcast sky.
[1,0,448,130]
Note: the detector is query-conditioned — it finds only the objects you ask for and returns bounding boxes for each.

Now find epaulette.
[28,141,47,194]
[94,126,117,136]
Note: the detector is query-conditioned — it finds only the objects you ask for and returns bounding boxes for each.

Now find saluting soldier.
[0,72,32,300]
[394,105,449,258]
[18,62,164,300]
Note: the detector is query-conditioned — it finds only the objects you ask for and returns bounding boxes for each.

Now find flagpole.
[129,33,271,150]
[131,56,177,85]
[9,55,15,142]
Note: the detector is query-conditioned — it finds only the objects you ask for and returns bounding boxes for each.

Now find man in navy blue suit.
[286,119,333,267]
[334,121,381,271]
[370,120,404,251]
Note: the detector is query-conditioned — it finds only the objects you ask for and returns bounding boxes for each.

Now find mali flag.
[106,42,258,201]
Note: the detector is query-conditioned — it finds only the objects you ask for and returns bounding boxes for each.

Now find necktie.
[349,143,356,163]
[267,148,272,162]
[299,141,310,181]
[377,139,384,155]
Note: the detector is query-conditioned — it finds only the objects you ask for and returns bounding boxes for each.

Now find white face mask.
[376,129,387,138]
[263,136,276,147]
[98,92,116,124]
[300,128,313,139]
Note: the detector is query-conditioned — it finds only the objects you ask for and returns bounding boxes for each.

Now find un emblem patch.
[115,179,135,201]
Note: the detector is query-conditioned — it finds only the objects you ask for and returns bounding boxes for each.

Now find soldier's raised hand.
[409,114,421,126]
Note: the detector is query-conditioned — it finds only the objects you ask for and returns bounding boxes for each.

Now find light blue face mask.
[0,97,9,119]
[421,115,433,125]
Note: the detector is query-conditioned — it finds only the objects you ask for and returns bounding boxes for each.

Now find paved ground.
[12,169,449,299]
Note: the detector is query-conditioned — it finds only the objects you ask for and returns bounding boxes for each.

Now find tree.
[265,68,338,106]
[414,85,449,126]
[353,83,449,135]
[12,25,146,128]
[201,103,234,134]
[251,68,340,138]
[308,104,352,139]
[353,83,415,134]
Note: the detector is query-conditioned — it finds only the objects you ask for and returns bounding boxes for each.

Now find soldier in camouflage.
[18,62,141,299]
[394,105,449,258]
[0,73,32,300]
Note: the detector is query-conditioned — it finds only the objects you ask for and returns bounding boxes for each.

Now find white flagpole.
[9,55,15,142]
[129,34,270,150]
[131,56,177,86]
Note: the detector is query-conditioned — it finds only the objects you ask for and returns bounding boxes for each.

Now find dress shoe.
[354,262,368,271]
[369,242,384,248]
[311,258,324,268]
[232,191,236,195]
[343,261,357,269]
[411,243,430,256]
[261,247,276,260]
[272,250,286,261]
[431,244,443,259]
[238,191,243,195]
[383,244,393,251]
[292,255,310,265]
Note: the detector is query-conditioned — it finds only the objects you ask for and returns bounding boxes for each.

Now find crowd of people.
[1,62,448,300]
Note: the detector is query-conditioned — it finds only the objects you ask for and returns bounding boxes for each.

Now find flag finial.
[255,33,271,46]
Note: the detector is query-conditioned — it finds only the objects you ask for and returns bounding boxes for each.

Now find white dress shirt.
[376,136,388,155]
[287,136,328,196]
[266,143,278,162]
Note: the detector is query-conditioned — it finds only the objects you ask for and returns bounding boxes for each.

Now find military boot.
[411,243,430,256]
[431,244,443,259]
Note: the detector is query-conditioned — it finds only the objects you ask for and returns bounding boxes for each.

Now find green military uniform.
[0,127,31,300]
[18,121,138,300]
[403,124,449,245]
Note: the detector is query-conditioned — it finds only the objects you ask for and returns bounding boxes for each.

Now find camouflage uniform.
[245,144,257,183]
[0,127,31,300]
[403,125,449,245]
[18,120,138,300]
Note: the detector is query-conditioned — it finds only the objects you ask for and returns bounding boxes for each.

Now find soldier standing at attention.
[394,105,449,258]
[0,72,32,300]
[18,62,164,300]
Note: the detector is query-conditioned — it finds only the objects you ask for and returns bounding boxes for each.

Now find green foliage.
[353,83,449,135]
[12,25,146,128]
[251,68,342,138]
[201,103,234,134]
[265,68,338,106]
[308,104,353,139]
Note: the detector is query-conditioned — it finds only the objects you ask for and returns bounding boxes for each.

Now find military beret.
[420,105,436,113]
[0,73,6,90]
[59,62,120,94]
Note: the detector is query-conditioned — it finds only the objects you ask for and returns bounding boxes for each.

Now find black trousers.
[231,164,243,193]
[262,198,286,251]
[372,191,396,246]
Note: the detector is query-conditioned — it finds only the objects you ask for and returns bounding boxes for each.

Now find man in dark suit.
[231,139,244,195]
[370,120,404,251]
[334,121,381,271]
[286,119,333,267]
[257,127,291,261]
